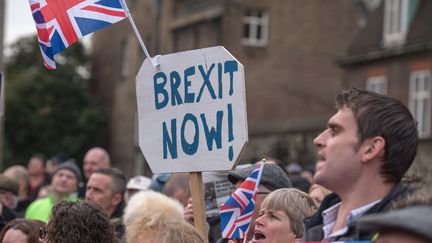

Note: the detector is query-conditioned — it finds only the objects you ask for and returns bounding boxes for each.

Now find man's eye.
[330,129,337,136]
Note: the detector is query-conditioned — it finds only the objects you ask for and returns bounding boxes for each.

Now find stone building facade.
[91,0,367,176]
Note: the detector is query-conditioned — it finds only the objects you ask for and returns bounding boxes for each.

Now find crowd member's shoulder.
[392,180,432,210]
[303,192,340,241]
[357,185,432,242]
[383,175,429,210]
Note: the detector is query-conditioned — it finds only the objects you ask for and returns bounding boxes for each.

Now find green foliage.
[4,36,106,166]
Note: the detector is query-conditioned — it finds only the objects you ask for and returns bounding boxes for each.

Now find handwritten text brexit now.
[152,60,239,161]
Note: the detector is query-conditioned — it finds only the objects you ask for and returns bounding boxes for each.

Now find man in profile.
[304,88,419,241]
[85,167,126,240]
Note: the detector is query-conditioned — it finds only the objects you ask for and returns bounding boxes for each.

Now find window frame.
[383,0,409,46]
[241,9,269,47]
[366,75,388,94]
[409,70,432,138]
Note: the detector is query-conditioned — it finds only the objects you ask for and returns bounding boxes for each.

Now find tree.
[3,36,106,166]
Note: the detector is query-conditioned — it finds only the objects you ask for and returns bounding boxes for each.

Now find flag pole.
[119,0,159,67]
[242,162,265,243]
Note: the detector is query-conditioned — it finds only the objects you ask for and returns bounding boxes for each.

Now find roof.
[339,0,432,65]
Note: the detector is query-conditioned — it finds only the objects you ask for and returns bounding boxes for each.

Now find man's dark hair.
[46,200,117,243]
[94,168,126,196]
[336,88,418,183]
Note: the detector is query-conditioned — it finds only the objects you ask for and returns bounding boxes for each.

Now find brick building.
[339,0,432,173]
[90,0,369,176]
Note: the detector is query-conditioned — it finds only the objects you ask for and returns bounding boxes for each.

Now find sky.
[4,0,36,46]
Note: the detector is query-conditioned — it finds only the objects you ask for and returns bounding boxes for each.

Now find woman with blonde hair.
[124,190,204,243]
[253,188,317,243]
[308,183,331,207]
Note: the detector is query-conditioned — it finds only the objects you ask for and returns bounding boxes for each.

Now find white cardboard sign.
[136,46,248,173]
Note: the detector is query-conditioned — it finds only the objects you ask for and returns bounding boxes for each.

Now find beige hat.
[127,176,151,191]
[0,175,19,196]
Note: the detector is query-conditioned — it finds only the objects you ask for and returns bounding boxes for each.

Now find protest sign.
[136,46,247,241]
[136,46,247,173]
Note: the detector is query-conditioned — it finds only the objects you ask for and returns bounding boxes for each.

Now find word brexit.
[152,60,239,162]
[153,60,238,109]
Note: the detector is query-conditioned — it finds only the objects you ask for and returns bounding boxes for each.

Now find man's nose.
[313,130,327,148]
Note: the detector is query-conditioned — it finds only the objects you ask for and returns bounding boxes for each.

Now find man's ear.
[111,193,122,207]
[361,136,385,163]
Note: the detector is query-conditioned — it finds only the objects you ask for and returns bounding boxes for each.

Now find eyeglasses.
[39,226,46,240]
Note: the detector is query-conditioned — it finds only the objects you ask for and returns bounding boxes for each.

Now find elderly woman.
[124,190,204,243]
[252,188,317,243]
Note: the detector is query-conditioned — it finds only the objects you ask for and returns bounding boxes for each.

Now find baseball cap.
[0,175,19,196]
[127,176,151,191]
[227,162,292,191]
[356,206,432,241]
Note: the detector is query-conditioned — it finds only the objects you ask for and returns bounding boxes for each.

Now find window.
[409,70,431,138]
[242,10,268,47]
[383,0,409,46]
[366,76,387,94]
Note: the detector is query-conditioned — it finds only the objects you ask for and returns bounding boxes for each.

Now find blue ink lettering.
[224,61,238,96]
[162,119,177,159]
[170,71,183,106]
[197,64,216,102]
[181,113,199,155]
[201,111,223,151]
[184,66,195,103]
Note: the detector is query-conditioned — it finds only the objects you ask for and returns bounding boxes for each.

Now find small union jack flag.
[28,0,127,69]
[219,163,264,239]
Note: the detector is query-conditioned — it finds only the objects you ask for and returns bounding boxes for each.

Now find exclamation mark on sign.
[228,103,234,161]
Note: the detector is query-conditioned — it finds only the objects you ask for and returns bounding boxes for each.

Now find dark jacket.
[303,183,414,241]
[111,200,125,241]
[0,204,17,232]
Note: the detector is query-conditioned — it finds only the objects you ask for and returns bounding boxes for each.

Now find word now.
[162,103,234,161]
[153,60,238,110]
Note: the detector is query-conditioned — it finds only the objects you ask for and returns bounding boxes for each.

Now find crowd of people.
[0,88,430,243]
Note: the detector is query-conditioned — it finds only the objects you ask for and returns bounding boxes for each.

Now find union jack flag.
[219,163,264,239]
[28,0,127,69]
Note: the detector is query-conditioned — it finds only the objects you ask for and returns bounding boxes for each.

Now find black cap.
[227,163,292,191]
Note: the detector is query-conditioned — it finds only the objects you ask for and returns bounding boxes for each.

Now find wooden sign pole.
[189,172,209,243]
